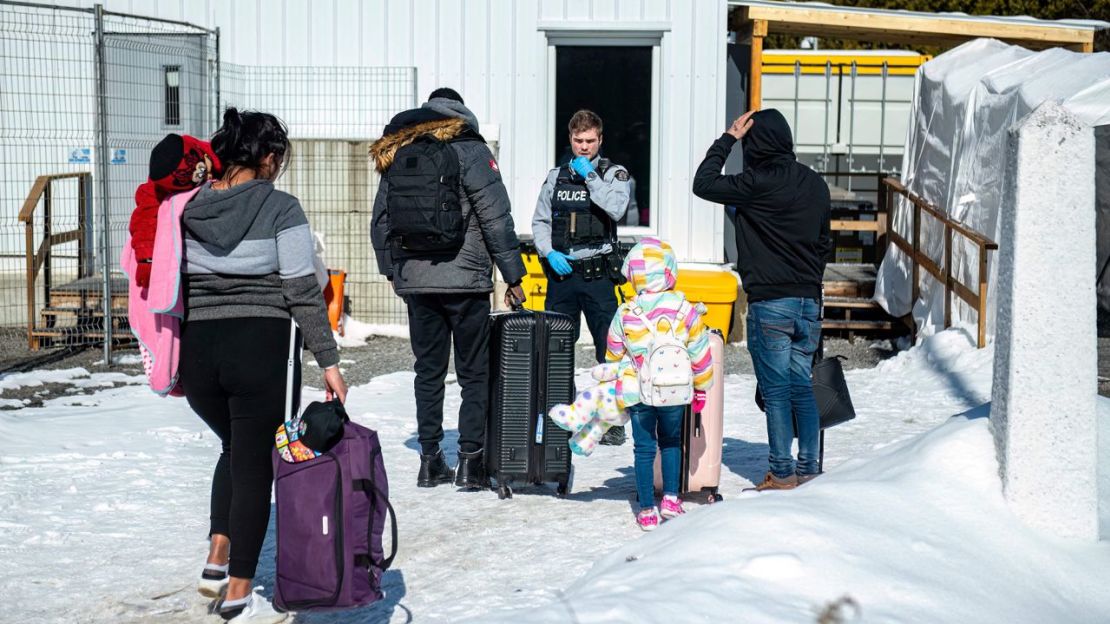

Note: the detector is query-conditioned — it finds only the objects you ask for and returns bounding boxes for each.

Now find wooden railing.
[882,177,998,348]
[18,172,93,349]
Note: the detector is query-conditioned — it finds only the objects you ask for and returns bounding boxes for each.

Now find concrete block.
[990,101,1099,541]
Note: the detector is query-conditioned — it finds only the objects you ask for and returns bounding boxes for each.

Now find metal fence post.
[215,26,221,125]
[94,3,112,366]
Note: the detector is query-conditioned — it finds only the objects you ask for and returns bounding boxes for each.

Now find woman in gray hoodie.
[179,107,346,623]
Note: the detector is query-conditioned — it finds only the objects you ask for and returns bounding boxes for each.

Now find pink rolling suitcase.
[654,330,725,503]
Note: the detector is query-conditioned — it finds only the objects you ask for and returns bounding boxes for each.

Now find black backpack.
[384,136,466,252]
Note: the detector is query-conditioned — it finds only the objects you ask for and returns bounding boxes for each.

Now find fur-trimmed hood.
[369,117,470,173]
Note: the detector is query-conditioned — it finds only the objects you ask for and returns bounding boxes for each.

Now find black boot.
[417,449,454,488]
[454,449,491,490]
[600,424,626,446]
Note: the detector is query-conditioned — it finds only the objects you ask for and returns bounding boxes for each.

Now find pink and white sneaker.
[660,494,685,519]
[636,507,660,532]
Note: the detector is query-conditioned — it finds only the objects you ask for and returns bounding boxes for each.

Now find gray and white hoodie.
[182,179,339,368]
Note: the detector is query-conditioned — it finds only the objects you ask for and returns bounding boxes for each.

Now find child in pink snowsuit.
[551,238,713,530]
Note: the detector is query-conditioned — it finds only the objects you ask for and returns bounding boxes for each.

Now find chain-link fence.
[220,64,416,326]
[1,1,416,366]
[0,2,217,362]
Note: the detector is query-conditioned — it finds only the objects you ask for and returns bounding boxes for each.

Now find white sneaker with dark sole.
[198,562,229,598]
[219,587,288,624]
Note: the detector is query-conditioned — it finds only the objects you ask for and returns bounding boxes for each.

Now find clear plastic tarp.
[874,39,1110,338]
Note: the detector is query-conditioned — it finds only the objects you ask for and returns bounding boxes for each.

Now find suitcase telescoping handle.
[285,318,300,419]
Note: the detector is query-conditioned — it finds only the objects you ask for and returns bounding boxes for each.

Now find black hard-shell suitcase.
[485,309,575,500]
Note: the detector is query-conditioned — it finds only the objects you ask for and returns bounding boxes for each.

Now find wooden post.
[748,19,767,112]
[25,216,35,350]
[944,223,952,329]
[43,181,52,316]
[77,175,87,279]
[876,173,889,260]
[911,204,921,305]
[978,244,988,349]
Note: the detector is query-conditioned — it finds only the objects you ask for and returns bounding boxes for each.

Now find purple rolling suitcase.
[271,321,398,613]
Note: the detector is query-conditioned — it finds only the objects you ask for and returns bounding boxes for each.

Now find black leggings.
[179,317,300,579]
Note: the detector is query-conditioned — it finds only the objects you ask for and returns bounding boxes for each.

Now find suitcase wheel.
[555,466,574,499]
[498,483,513,500]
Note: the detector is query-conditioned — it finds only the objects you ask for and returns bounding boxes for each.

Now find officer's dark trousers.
[546,271,618,364]
[405,292,490,455]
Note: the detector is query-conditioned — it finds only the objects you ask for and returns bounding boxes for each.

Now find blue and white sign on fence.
[68,148,91,164]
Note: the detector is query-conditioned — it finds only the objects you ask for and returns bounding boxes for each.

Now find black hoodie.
[692,109,831,302]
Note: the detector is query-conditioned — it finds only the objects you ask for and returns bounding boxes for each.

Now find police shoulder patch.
[615,169,630,182]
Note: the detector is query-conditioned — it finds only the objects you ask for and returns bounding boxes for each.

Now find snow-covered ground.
[1,328,1107,623]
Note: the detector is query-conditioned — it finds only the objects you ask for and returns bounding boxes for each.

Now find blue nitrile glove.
[546,251,574,276]
[570,156,595,179]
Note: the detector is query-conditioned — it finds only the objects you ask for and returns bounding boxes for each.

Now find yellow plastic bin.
[520,250,549,311]
[673,263,741,336]
[517,245,739,337]
[521,250,633,312]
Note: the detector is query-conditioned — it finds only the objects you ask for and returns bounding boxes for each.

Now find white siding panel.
[19,0,729,262]
[539,0,566,21]
[642,0,669,21]
[592,0,618,21]
[566,0,591,20]
[616,0,643,20]
[463,0,492,127]
[436,0,466,93]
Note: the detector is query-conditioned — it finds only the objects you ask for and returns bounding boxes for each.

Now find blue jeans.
[629,403,685,510]
[748,297,821,478]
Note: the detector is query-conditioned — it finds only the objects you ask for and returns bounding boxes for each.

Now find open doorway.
[554,45,652,228]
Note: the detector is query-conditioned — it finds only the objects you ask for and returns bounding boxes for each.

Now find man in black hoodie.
[692,108,831,491]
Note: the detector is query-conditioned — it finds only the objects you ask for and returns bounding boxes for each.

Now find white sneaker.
[220,587,289,624]
[198,562,228,598]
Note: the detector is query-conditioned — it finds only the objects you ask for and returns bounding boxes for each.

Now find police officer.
[533,109,631,445]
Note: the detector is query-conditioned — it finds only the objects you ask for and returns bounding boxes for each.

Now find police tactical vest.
[550,160,616,252]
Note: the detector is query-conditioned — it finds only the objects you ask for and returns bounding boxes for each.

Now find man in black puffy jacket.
[371,88,526,491]
[692,108,831,491]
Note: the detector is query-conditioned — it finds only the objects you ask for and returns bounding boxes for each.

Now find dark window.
[555,46,652,227]
[164,66,180,126]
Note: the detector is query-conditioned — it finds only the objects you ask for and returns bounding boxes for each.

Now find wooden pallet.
[29,277,131,349]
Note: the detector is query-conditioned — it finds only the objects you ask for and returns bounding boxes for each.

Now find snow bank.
[334,315,410,347]
[0,367,92,391]
[0,368,145,397]
[1,328,1104,623]
[93,353,144,366]
[478,408,1110,623]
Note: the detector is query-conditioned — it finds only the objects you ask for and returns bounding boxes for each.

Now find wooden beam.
[734,14,769,45]
[831,219,884,233]
[19,177,49,223]
[749,20,765,112]
[742,3,1095,49]
[47,230,83,247]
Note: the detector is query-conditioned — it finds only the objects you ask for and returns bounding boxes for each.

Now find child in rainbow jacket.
[550,237,713,531]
